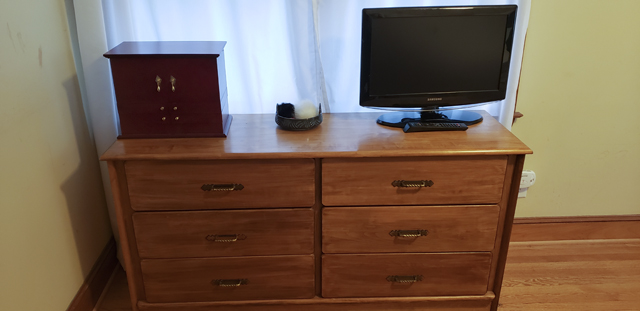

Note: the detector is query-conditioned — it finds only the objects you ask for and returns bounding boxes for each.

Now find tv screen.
[360,5,517,126]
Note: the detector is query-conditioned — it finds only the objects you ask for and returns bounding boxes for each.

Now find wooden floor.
[95,239,640,311]
[498,239,640,310]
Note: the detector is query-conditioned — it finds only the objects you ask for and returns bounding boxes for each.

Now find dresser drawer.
[141,255,315,302]
[126,159,315,211]
[134,209,314,258]
[323,205,499,254]
[118,111,228,138]
[322,253,491,298]
[322,156,507,206]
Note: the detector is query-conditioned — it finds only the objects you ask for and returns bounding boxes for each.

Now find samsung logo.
[427,98,443,101]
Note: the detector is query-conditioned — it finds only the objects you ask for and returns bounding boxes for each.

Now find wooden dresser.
[101,112,531,311]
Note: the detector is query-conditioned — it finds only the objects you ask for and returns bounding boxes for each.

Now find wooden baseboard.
[67,237,119,311]
[511,215,640,242]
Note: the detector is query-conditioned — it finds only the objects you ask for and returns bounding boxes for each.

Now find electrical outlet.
[520,170,536,188]
[518,188,528,198]
[518,170,536,198]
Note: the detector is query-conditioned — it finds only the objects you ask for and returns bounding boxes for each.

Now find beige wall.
[0,1,112,310]
[512,0,640,217]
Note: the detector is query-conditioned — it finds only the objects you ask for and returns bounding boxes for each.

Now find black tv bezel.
[359,5,518,110]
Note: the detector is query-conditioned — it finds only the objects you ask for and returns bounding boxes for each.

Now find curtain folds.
[103,0,324,114]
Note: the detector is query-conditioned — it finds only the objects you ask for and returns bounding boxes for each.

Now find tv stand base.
[376,110,483,128]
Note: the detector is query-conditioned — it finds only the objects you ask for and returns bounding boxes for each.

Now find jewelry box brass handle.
[386,275,424,283]
[391,180,434,188]
[170,75,176,92]
[155,75,162,92]
[389,230,429,238]
[213,279,248,287]
[201,183,245,191]
[205,234,247,243]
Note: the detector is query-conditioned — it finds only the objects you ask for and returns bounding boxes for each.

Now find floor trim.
[511,215,640,242]
[514,214,640,224]
[67,237,118,311]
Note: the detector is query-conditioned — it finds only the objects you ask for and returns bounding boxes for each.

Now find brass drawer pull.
[201,183,245,191]
[386,275,424,283]
[213,279,248,287]
[206,234,247,243]
[391,180,434,188]
[170,75,176,92]
[389,230,429,237]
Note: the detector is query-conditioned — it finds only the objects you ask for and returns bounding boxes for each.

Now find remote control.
[403,122,468,133]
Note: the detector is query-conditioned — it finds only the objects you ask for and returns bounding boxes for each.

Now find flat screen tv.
[360,5,517,127]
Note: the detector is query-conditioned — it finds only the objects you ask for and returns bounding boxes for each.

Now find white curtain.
[92,0,530,118]
[71,0,530,263]
[102,0,326,114]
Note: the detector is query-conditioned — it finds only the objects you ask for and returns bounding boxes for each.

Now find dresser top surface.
[100,111,531,161]
[104,41,226,57]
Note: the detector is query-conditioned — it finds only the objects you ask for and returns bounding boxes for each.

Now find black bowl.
[275,104,323,131]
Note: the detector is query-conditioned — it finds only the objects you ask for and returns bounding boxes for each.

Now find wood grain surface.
[499,239,640,311]
[66,238,118,311]
[100,112,532,161]
[96,238,640,311]
[511,215,640,242]
[321,253,492,298]
[138,297,493,311]
[488,155,524,311]
[108,162,147,309]
[137,295,494,311]
[140,255,315,303]
[125,159,315,210]
[322,205,500,253]
[100,112,532,311]
[133,209,314,258]
[322,156,507,206]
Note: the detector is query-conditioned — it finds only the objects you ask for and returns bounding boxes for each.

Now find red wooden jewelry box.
[104,41,231,138]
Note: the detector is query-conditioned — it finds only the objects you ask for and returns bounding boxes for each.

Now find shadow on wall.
[60,76,113,277]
